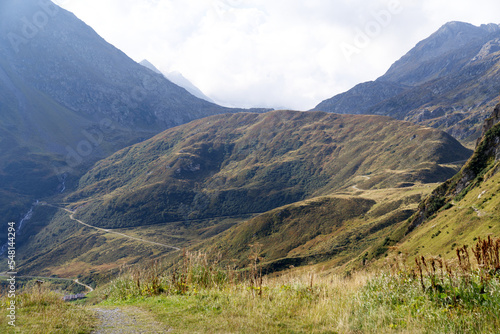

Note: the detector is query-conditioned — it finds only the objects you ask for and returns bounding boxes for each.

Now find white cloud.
[55,0,500,110]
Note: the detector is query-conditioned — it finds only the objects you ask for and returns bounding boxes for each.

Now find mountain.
[10,109,473,277]
[69,110,470,229]
[0,0,267,224]
[139,59,163,75]
[139,59,215,103]
[314,21,500,145]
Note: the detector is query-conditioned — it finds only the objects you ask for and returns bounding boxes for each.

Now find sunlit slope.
[69,110,470,230]
[393,104,500,261]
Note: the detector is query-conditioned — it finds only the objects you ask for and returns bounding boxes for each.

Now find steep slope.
[0,0,266,224]
[390,102,500,262]
[314,22,500,144]
[381,22,500,86]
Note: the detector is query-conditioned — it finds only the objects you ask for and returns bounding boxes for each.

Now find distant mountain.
[0,0,267,222]
[67,110,470,229]
[139,59,163,74]
[139,59,215,103]
[314,21,500,144]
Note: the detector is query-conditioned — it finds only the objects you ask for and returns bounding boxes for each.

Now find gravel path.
[92,307,171,334]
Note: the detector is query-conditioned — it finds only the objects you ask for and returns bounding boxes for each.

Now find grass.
[396,167,500,262]
[0,283,96,333]
[101,267,365,333]
[2,236,498,332]
[94,237,500,333]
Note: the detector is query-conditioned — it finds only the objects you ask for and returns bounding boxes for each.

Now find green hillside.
[390,104,500,262]
[194,188,428,273]
[69,110,470,229]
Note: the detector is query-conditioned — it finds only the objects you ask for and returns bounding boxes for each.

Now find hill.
[68,110,470,229]
[314,21,500,145]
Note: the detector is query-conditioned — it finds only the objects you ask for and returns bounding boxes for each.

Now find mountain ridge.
[314,21,500,145]
[139,59,215,103]
[68,110,470,229]
[0,0,269,224]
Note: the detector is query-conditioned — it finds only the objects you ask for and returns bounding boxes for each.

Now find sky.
[53,0,500,110]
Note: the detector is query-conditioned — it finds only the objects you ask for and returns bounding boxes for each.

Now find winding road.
[0,274,93,294]
[54,206,181,251]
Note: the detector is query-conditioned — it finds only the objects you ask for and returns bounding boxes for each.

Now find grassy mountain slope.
[194,184,433,273]
[68,110,470,229]
[388,104,500,262]
[396,169,500,262]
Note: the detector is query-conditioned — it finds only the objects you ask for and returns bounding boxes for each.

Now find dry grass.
[0,283,96,333]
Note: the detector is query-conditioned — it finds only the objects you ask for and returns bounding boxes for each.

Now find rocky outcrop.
[479,102,500,141]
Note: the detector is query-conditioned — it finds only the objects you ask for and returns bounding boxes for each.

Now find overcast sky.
[53,0,500,110]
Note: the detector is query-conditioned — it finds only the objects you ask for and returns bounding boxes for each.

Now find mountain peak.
[381,21,497,86]
[139,59,162,74]
[479,23,500,33]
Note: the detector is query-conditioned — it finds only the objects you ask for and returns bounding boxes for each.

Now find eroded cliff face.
[408,101,500,232]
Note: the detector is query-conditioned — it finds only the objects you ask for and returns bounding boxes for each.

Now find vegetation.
[91,236,500,333]
[0,283,95,333]
[70,110,470,229]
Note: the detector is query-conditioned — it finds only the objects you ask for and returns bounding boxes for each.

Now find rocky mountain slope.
[408,102,500,232]
[0,0,266,224]
[314,21,500,145]
[390,102,500,263]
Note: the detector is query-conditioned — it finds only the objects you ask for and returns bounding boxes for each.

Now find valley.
[0,1,500,332]
[7,109,471,280]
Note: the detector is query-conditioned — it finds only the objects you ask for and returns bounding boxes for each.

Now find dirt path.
[91,307,171,334]
[75,278,94,292]
[351,175,371,191]
[50,205,181,251]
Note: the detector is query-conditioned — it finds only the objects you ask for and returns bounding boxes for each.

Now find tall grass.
[101,237,500,333]
[0,282,95,333]
[353,236,500,333]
